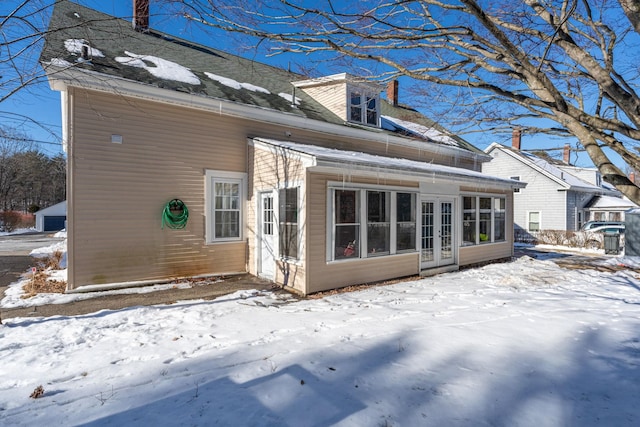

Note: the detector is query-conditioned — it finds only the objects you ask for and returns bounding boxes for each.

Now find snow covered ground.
[1,242,639,426]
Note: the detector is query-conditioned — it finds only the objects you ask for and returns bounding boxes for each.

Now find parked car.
[581,221,624,231]
[583,224,625,249]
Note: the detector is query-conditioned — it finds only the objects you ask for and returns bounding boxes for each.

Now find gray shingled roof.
[41,0,483,154]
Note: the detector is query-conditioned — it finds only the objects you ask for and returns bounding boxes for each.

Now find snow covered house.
[482,131,636,237]
[40,0,523,295]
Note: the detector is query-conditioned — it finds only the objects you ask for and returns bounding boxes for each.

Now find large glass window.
[397,193,417,251]
[331,188,417,261]
[335,190,360,259]
[367,191,390,256]
[279,187,299,259]
[206,171,246,243]
[463,195,506,245]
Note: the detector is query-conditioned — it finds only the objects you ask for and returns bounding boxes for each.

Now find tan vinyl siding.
[305,172,419,294]
[68,88,249,288]
[298,83,348,121]
[247,144,308,293]
[459,242,513,266]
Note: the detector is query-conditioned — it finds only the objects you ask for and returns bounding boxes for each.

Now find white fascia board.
[310,161,519,190]
[249,138,316,168]
[46,66,489,163]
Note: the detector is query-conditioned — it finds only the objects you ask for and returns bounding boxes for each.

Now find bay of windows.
[462,195,506,246]
[332,188,416,261]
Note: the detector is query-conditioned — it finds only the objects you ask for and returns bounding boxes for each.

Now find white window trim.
[510,176,521,193]
[326,183,418,262]
[205,170,247,244]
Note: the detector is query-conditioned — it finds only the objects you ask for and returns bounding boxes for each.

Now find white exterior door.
[258,192,276,280]
[421,198,456,270]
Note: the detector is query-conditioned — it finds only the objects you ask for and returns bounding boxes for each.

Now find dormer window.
[349,89,378,126]
[292,73,383,128]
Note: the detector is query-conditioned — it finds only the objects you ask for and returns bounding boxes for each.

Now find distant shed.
[35,201,67,232]
[624,208,640,257]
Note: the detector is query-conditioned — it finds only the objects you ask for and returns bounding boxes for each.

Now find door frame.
[420,196,457,270]
[257,191,276,280]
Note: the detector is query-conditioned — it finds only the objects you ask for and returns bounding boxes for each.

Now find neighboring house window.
[528,211,540,232]
[463,195,507,245]
[349,90,379,126]
[610,212,621,221]
[331,187,417,260]
[594,212,606,221]
[206,170,246,243]
[279,187,299,260]
[510,176,521,193]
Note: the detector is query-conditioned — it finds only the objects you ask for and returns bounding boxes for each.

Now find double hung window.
[205,170,246,243]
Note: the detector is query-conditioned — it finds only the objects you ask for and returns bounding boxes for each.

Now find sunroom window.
[330,187,417,261]
[462,195,506,246]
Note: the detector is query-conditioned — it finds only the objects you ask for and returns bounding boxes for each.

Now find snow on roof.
[254,138,520,186]
[205,72,270,94]
[381,115,458,147]
[588,195,638,209]
[115,51,201,85]
[64,39,105,58]
[278,92,301,105]
[47,58,73,67]
[519,151,600,190]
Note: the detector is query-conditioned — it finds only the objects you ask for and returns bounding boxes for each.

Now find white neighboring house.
[482,133,636,238]
[35,201,67,232]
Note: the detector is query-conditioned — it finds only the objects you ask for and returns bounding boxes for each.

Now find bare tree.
[163,0,640,203]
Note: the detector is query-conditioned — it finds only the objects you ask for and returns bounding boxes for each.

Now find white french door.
[421,197,456,270]
[257,192,276,280]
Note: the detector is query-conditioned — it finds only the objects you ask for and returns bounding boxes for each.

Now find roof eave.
[45,65,491,163]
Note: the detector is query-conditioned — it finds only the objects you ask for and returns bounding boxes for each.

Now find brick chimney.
[133,0,150,32]
[631,170,637,184]
[511,128,522,150]
[386,80,398,107]
[563,144,571,164]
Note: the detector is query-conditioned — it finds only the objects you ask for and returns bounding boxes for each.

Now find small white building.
[35,201,67,232]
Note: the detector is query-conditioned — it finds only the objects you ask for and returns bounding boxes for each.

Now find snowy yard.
[1,249,639,426]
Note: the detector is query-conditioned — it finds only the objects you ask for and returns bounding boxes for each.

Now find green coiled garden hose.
[162,199,189,229]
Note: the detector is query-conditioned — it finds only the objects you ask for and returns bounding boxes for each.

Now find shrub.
[0,210,22,232]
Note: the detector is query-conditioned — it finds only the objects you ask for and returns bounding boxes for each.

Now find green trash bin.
[603,232,620,255]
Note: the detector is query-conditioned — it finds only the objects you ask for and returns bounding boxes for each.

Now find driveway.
[0,232,63,302]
